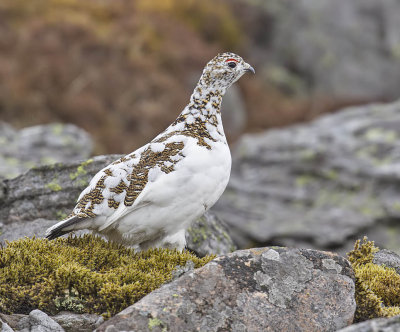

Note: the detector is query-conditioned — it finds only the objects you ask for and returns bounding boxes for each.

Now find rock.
[0,218,57,244]
[52,312,103,332]
[0,317,14,332]
[0,154,120,223]
[212,100,400,254]
[186,211,237,257]
[0,123,93,179]
[0,312,103,332]
[17,310,64,332]
[221,85,247,139]
[244,0,400,101]
[337,315,400,332]
[97,247,356,332]
[373,249,400,275]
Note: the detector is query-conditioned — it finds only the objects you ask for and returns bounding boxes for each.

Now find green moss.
[188,224,208,244]
[0,235,214,318]
[323,169,338,181]
[74,178,90,188]
[299,149,317,161]
[51,123,64,136]
[347,237,400,322]
[5,157,19,166]
[54,288,85,313]
[364,128,398,143]
[23,161,36,169]
[40,156,57,165]
[295,175,315,187]
[46,180,62,192]
[148,317,165,330]
[356,144,394,166]
[69,159,93,181]
[392,202,400,212]
[312,187,383,219]
[55,211,68,220]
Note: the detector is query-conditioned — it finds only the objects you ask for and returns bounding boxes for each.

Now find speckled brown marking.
[110,179,128,194]
[108,198,120,209]
[124,142,184,206]
[155,118,216,150]
[74,174,108,218]
[167,88,223,149]
[71,142,184,216]
[112,154,135,166]
[104,168,113,176]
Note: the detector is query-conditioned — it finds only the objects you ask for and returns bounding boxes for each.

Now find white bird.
[46,52,255,250]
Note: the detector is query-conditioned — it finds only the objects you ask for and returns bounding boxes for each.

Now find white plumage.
[46,52,255,250]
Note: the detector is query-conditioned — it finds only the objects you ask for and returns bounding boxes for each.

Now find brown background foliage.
[0,0,363,154]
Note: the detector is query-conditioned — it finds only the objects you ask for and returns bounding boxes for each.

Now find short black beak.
[245,65,255,74]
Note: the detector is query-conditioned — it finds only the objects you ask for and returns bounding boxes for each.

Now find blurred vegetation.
[0,235,214,318]
[348,237,400,322]
[0,0,341,154]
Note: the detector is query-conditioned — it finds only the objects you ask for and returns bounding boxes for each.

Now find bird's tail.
[45,215,86,240]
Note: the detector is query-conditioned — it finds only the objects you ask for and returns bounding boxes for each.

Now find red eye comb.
[225,58,238,63]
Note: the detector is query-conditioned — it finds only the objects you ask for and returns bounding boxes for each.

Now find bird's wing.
[71,139,186,228]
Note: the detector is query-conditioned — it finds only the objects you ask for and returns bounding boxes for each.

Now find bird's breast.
[141,138,231,209]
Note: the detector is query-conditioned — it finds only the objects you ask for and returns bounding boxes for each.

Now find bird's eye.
[228,62,237,69]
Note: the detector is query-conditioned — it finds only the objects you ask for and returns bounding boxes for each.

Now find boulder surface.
[98,247,356,332]
[213,100,400,253]
[337,315,400,332]
[247,0,400,101]
[0,122,93,179]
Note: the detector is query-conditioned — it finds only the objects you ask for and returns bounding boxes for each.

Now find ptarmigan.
[46,52,255,250]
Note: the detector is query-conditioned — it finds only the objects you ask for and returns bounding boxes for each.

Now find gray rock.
[17,310,64,332]
[171,260,195,280]
[0,218,56,243]
[0,312,102,332]
[52,312,103,332]
[186,211,237,257]
[0,123,93,179]
[0,314,24,331]
[212,100,400,254]
[246,0,400,101]
[0,318,14,332]
[221,85,247,139]
[373,249,400,275]
[0,154,120,223]
[97,247,356,332]
[337,315,400,332]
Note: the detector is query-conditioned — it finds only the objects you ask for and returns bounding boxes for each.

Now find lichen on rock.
[347,237,400,321]
[0,235,214,318]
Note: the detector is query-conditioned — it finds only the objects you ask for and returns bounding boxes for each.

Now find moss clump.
[0,235,214,318]
[347,237,400,321]
[69,159,93,181]
[148,317,166,330]
[45,180,62,192]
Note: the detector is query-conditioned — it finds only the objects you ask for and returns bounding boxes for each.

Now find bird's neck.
[161,84,227,144]
[184,85,224,117]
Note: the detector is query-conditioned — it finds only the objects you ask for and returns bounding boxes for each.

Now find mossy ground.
[348,237,400,321]
[0,235,214,318]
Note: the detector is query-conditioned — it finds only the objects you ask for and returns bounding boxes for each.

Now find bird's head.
[199,52,255,93]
